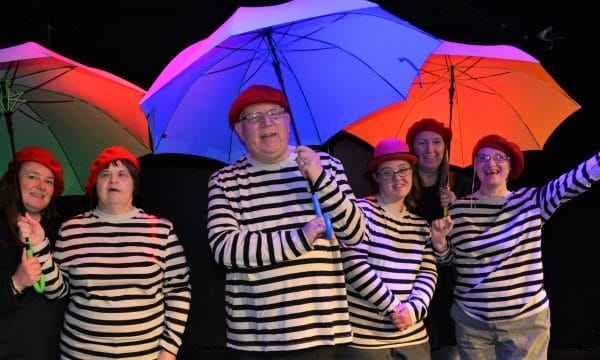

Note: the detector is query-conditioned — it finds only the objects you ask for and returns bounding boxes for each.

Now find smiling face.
[374,159,413,204]
[95,160,134,214]
[19,161,55,220]
[474,147,512,189]
[412,130,446,172]
[234,102,291,164]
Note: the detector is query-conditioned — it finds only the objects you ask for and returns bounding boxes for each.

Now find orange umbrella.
[345,40,581,168]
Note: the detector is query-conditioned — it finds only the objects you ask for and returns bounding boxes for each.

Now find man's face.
[234,102,291,164]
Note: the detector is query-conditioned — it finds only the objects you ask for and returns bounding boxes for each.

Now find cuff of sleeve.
[31,237,50,253]
[434,246,451,257]
[299,228,315,250]
[11,276,23,294]
[384,300,402,317]
[311,170,327,192]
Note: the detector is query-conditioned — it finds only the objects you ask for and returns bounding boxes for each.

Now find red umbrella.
[345,40,581,168]
[1,41,151,196]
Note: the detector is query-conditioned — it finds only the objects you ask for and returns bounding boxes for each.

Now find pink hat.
[472,134,524,181]
[367,138,417,173]
[406,118,452,149]
[228,85,289,128]
[85,146,140,195]
[12,146,64,197]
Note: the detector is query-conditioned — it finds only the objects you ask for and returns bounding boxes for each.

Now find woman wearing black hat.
[431,134,600,359]
[1,146,66,360]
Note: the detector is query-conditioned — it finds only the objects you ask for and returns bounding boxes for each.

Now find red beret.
[367,138,417,173]
[12,146,64,197]
[85,146,140,195]
[227,85,289,128]
[406,118,452,149]
[472,134,524,181]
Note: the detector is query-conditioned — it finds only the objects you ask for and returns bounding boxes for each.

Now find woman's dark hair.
[0,162,62,247]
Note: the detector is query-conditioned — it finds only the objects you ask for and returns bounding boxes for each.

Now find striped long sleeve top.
[35,207,191,359]
[207,148,365,352]
[436,151,600,322]
[341,197,438,349]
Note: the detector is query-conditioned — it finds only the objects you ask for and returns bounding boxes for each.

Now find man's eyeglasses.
[240,107,287,125]
[377,167,412,180]
[475,154,510,163]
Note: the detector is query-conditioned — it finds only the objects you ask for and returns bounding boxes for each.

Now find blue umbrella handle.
[311,194,332,240]
[26,240,45,293]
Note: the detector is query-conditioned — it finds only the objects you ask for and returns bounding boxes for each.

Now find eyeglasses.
[475,154,510,163]
[377,167,412,180]
[240,107,287,125]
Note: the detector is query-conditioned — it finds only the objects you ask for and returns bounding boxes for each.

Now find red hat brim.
[13,146,64,197]
[472,134,524,181]
[85,146,140,195]
[228,85,289,128]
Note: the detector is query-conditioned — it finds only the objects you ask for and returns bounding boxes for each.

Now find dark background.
[2,0,598,357]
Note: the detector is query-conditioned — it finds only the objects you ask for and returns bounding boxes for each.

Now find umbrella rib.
[216,12,419,98]
[20,89,149,149]
[6,62,76,94]
[9,104,85,191]
[270,32,416,99]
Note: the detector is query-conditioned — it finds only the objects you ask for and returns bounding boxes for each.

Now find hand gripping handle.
[26,240,45,293]
[312,194,332,240]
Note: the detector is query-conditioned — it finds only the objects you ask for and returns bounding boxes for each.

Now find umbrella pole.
[442,64,456,216]
[5,112,18,159]
[264,30,301,146]
[264,30,331,239]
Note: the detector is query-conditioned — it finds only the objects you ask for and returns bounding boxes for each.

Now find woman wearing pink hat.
[337,138,453,360]
[1,146,65,359]
[431,134,600,359]
[19,146,192,360]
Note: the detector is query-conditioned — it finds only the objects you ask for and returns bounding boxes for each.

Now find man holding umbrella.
[207,85,366,358]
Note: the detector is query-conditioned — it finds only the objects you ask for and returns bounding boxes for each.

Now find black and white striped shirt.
[437,151,600,322]
[38,207,191,359]
[341,197,437,349]
[207,149,365,352]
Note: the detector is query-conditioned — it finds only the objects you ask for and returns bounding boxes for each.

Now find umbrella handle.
[311,194,332,240]
[25,240,45,293]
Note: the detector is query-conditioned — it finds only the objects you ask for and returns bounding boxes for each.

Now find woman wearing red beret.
[431,134,600,359]
[0,146,66,360]
[19,146,192,360]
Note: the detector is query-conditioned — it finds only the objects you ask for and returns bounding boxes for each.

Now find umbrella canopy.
[1,41,151,195]
[140,0,441,163]
[345,40,581,167]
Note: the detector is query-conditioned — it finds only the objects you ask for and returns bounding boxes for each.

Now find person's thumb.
[22,247,29,260]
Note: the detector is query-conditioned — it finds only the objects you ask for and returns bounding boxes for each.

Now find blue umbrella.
[140,0,441,163]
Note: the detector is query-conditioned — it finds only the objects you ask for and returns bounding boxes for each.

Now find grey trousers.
[335,342,431,360]
[451,302,550,360]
